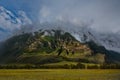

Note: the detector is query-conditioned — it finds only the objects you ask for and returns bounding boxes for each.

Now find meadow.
[0,69,119,80]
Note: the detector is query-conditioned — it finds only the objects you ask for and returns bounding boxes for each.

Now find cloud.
[18,11,32,25]
[38,0,120,33]
[0,0,120,33]
[0,6,32,41]
[39,6,51,23]
[40,6,50,18]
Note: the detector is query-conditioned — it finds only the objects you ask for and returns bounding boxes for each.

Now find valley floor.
[0,69,119,80]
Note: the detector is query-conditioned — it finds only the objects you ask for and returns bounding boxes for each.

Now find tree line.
[0,63,119,69]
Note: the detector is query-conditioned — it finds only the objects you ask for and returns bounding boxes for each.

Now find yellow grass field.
[0,69,119,80]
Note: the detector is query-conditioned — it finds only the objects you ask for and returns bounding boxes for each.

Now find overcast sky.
[0,0,120,33]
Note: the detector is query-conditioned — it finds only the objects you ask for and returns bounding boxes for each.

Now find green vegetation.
[0,69,119,80]
[0,29,120,67]
[0,62,119,69]
[0,30,94,63]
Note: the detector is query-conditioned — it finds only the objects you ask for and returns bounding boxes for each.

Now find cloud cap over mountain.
[0,0,120,41]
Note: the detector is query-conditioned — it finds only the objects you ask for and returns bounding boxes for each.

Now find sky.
[0,0,120,33]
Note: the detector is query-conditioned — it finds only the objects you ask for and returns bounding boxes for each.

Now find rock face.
[2,30,92,55]
[0,29,119,64]
[31,22,120,53]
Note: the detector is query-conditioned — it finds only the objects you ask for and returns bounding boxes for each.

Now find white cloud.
[0,6,32,41]
[18,11,32,25]
[38,0,120,33]
[39,6,51,23]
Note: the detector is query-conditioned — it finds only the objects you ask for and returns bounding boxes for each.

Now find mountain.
[0,27,120,65]
[35,22,120,53]
[94,33,120,53]
[0,6,32,41]
[0,29,106,64]
[79,30,120,53]
[0,6,120,54]
[0,7,120,65]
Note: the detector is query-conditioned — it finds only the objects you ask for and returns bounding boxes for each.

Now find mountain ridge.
[0,29,120,64]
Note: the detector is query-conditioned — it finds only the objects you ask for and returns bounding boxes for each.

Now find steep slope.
[0,29,108,64]
[35,22,120,53]
[0,18,119,64]
[86,41,120,64]
[1,29,119,65]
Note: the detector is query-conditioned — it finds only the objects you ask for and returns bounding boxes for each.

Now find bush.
[0,63,119,69]
[76,63,85,69]
[87,65,99,69]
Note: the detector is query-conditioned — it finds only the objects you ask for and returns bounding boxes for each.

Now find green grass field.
[0,69,119,80]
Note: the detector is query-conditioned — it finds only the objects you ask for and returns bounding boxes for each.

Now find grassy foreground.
[0,69,119,80]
